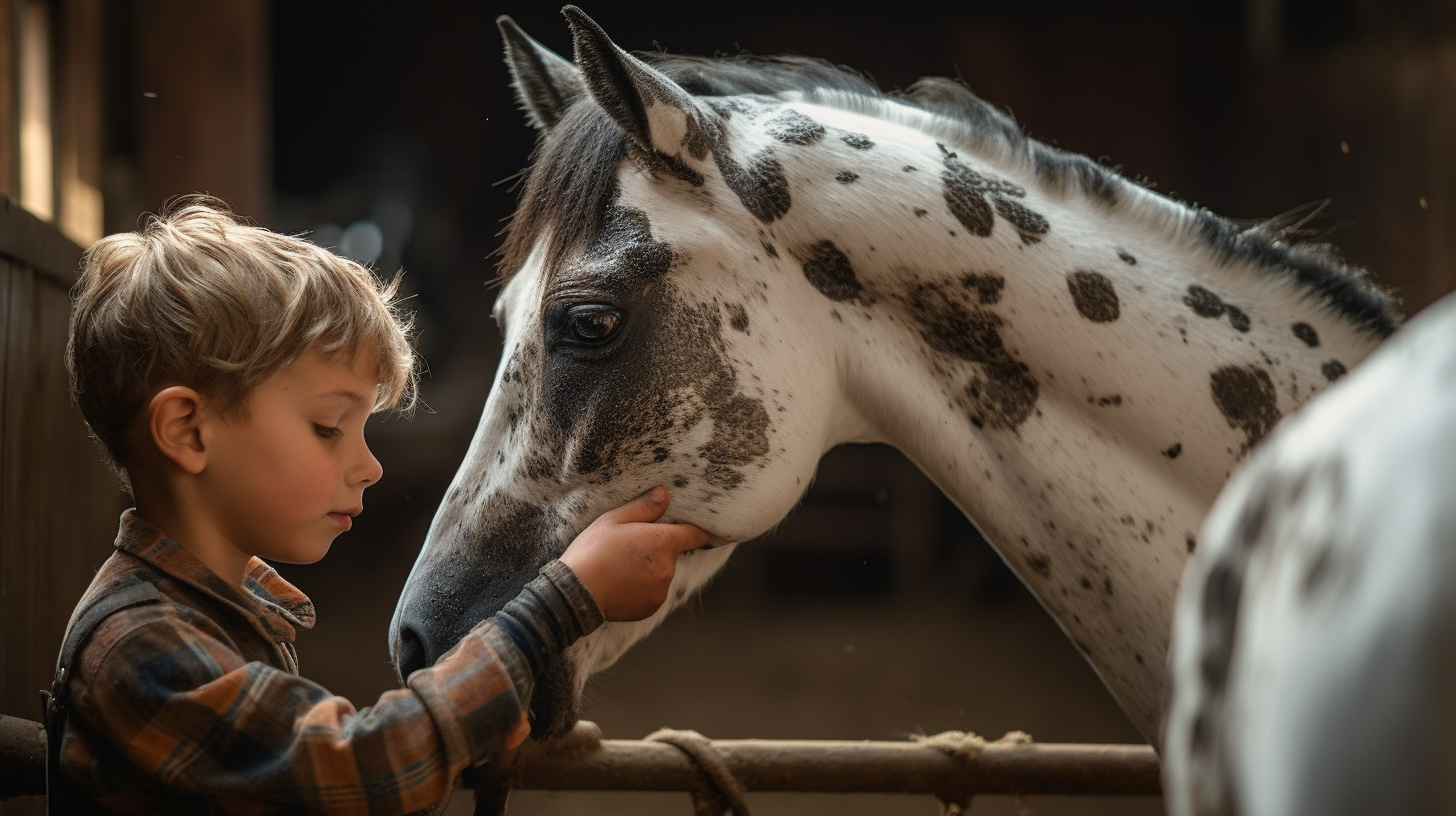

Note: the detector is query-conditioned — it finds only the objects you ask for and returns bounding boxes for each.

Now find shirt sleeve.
[67,560,603,815]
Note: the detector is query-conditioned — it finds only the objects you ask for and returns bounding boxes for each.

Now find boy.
[52,195,707,814]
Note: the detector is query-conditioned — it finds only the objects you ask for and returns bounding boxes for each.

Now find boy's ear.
[148,386,209,475]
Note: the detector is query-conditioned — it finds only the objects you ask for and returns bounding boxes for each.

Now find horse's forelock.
[500,102,630,281]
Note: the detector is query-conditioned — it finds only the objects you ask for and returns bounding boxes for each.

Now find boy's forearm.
[409,559,603,761]
[492,559,605,686]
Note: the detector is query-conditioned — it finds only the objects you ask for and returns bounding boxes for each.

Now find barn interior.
[3,1,1455,814]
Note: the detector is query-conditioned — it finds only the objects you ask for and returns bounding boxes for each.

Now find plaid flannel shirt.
[57,510,602,815]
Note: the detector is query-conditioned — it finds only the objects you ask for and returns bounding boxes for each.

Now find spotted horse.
[390,6,1399,750]
[1164,288,1456,816]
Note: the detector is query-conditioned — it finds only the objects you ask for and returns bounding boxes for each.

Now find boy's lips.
[329,508,361,530]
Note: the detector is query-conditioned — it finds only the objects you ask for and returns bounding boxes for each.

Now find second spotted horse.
[390,6,1398,750]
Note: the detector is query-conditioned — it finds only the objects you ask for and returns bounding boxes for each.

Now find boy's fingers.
[599,486,671,525]
[667,524,711,552]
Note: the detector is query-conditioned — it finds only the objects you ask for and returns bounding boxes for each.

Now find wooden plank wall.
[0,195,122,816]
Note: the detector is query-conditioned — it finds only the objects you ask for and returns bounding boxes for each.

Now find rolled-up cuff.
[539,559,605,636]
[489,559,606,705]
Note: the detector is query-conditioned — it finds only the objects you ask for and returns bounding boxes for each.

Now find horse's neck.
[817,176,1382,741]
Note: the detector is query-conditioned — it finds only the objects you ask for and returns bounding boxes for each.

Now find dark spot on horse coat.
[841,133,874,150]
[1189,710,1216,756]
[1321,360,1347,381]
[1186,533,1197,553]
[591,205,675,283]
[1225,305,1251,333]
[963,273,1004,305]
[908,276,1039,431]
[727,302,750,333]
[764,108,826,145]
[798,240,865,302]
[1118,250,1138,265]
[649,152,707,187]
[943,160,994,237]
[1066,271,1121,323]
[1027,553,1052,579]
[1199,562,1243,692]
[963,373,1039,431]
[1292,321,1320,347]
[939,145,1050,244]
[761,240,779,258]
[1162,442,1183,459]
[1232,478,1278,552]
[716,148,791,223]
[994,197,1051,245]
[702,394,772,487]
[1183,284,1251,333]
[836,170,859,184]
[1183,285,1226,318]
[1210,364,1282,454]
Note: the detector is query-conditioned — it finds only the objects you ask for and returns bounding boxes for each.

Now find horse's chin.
[526,656,582,740]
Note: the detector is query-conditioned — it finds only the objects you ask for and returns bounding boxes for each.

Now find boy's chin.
[265,543,334,566]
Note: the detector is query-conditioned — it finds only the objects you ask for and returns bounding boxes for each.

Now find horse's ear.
[498,15,585,131]
[563,6,718,165]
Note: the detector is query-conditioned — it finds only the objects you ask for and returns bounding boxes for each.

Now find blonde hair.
[67,195,417,481]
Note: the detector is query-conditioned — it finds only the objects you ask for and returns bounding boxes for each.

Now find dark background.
[96,2,1456,813]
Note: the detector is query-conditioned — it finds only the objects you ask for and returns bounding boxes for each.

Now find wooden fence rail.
[1,715,1161,810]
[506,721,1160,797]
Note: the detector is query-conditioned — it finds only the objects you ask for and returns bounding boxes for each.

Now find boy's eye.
[313,424,343,439]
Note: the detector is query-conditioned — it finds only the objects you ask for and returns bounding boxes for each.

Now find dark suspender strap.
[45,574,163,815]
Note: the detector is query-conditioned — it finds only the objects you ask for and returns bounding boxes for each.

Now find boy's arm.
[66,488,704,814]
[407,558,602,763]
[406,485,707,759]
[68,572,574,815]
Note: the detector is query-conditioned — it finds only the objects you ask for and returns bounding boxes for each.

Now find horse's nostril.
[395,626,429,681]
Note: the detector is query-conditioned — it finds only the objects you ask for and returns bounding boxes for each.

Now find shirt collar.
[114,509,317,634]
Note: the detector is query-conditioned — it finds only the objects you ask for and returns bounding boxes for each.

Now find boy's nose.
[356,445,384,486]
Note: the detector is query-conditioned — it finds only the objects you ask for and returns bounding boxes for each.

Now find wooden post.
[0,196,124,816]
[129,0,270,218]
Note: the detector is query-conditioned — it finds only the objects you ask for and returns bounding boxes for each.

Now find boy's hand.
[560,486,708,621]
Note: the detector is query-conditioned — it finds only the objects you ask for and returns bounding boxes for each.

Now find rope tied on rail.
[647,728,752,816]
[912,729,1036,815]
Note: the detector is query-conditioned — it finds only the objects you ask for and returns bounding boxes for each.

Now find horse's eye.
[562,305,622,346]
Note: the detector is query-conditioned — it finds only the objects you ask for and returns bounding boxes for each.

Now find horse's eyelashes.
[556,304,624,347]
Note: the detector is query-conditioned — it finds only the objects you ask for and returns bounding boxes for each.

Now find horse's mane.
[499,51,1399,338]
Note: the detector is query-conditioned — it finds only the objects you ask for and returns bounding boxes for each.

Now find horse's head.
[390,8,877,737]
